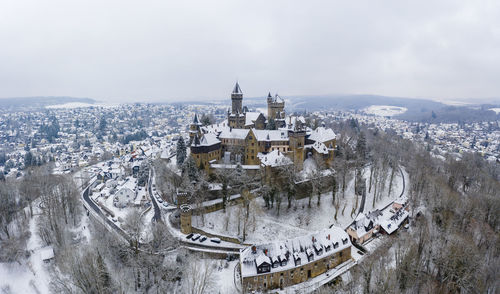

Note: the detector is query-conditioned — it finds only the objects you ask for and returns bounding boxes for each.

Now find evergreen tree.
[356,131,367,161]
[0,152,6,166]
[24,151,33,167]
[200,114,212,126]
[182,156,198,182]
[266,118,276,130]
[176,136,187,166]
[99,117,107,131]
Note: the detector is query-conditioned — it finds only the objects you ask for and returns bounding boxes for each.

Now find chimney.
[327,234,330,240]
[264,249,268,256]
[252,246,257,254]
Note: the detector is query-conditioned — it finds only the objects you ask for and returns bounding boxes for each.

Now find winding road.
[81,182,132,243]
[148,168,162,222]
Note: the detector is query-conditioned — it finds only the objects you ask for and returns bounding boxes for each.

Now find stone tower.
[231,82,243,114]
[228,82,246,128]
[180,204,192,234]
[267,93,285,121]
[288,124,306,171]
[189,114,202,144]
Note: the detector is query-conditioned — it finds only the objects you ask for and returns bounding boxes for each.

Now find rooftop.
[240,226,351,277]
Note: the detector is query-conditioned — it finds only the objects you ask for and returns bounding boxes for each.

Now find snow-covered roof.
[280,116,306,131]
[255,254,271,267]
[308,141,329,154]
[210,164,260,170]
[258,150,292,167]
[350,211,381,239]
[240,226,350,277]
[40,246,54,261]
[201,120,229,135]
[379,209,409,234]
[245,112,263,126]
[308,127,336,144]
[193,133,221,147]
[269,94,285,103]
[252,129,288,142]
[219,128,249,140]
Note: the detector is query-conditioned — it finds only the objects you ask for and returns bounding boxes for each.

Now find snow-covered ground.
[212,259,239,294]
[363,105,407,117]
[361,166,406,213]
[0,214,51,294]
[193,166,406,244]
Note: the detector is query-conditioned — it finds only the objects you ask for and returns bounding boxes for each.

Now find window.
[251,156,254,159]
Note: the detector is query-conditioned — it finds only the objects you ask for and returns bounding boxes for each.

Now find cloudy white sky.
[0,0,499,102]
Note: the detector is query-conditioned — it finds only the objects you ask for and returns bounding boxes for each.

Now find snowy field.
[45,102,118,109]
[194,166,406,244]
[489,107,500,114]
[0,212,51,293]
[212,259,239,294]
[363,105,407,117]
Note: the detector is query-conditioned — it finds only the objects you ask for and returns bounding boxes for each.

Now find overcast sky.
[0,0,499,102]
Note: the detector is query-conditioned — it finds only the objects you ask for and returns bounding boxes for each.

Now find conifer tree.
[176,136,187,166]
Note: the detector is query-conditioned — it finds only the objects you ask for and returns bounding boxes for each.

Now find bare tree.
[183,258,215,294]
[122,208,143,254]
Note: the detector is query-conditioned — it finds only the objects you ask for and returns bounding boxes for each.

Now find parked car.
[199,235,207,242]
[186,233,194,239]
[163,202,169,208]
[191,234,200,241]
[157,198,163,203]
[210,238,221,244]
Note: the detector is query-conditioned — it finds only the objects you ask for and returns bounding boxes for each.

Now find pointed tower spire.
[232,82,242,94]
[193,113,199,124]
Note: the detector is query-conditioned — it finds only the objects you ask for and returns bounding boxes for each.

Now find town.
[2,82,498,294]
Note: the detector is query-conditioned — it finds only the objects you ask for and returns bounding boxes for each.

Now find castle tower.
[180,204,192,234]
[267,93,285,121]
[189,114,202,144]
[288,124,306,171]
[231,82,243,114]
[228,82,246,128]
[176,189,190,208]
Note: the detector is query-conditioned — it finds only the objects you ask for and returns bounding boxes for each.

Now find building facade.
[240,227,352,292]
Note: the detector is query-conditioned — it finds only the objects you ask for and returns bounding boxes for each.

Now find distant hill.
[0,96,96,112]
[243,94,500,123]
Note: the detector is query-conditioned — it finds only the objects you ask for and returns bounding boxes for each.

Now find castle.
[189,83,337,173]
